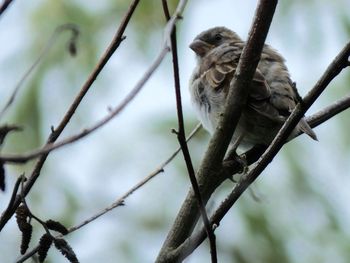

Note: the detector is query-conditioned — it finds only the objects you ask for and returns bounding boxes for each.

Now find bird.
[189,26,317,153]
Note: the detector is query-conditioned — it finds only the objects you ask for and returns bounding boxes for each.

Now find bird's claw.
[226,152,249,182]
[235,153,249,174]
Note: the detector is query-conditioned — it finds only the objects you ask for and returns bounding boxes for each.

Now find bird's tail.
[299,118,318,141]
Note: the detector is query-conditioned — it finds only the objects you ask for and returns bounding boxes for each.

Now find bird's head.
[189,27,241,57]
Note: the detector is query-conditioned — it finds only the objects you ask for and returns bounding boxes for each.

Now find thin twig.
[306,93,350,128]
[0,24,79,121]
[0,0,14,17]
[0,174,23,219]
[1,0,188,230]
[0,0,141,231]
[0,124,21,146]
[0,0,189,166]
[162,1,217,262]
[16,87,350,262]
[18,180,52,235]
[0,47,165,164]
[15,124,201,263]
[69,125,201,233]
[172,41,350,261]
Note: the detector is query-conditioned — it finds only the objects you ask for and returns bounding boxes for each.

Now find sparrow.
[189,26,317,152]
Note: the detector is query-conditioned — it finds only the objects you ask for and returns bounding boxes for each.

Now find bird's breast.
[189,72,226,134]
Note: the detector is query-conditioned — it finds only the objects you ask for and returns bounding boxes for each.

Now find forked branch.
[0,0,141,231]
[156,0,279,262]
[168,41,350,262]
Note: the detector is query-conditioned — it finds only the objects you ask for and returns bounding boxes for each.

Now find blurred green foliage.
[1,1,350,263]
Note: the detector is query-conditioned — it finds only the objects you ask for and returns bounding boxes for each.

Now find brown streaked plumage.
[189,26,317,151]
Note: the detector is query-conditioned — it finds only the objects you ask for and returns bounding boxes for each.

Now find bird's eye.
[214,33,222,41]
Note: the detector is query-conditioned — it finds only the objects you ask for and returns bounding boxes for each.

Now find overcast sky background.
[1,1,350,262]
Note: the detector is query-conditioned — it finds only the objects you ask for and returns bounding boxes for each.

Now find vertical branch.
[161,1,217,262]
[157,0,279,262]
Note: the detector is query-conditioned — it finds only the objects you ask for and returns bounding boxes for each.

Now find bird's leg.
[229,133,244,154]
[225,133,249,179]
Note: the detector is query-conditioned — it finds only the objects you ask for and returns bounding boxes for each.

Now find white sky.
[0,1,350,262]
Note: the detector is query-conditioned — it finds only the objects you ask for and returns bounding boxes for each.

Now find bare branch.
[0,24,79,121]
[0,50,172,166]
[162,0,217,262]
[0,0,141,231]
[0,124,21,145]
[1,174,23,216]
[68,125,201,234]
[172,41,350,260]
[306,93,350,128]
[0,0,190,166]
[0,0,14,17]
[15,124,201,263]
[178,94,350,204]
[156,0,279,262]
[1,0,189,230]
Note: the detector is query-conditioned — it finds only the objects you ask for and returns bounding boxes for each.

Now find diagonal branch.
[3,78,346,166]
[0,0,189,165]
[0,0,141,231]
[172,41,350,261]
[0,0,14,17]
[162,0,217,262]
[0,24,79,121]
[15,83,350,263]
[0,0,189,234]
[156,0,279,262]
[306,93,350,128]
[15,124,201,263]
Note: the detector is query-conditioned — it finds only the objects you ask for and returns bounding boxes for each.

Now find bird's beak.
[189,39,212,57]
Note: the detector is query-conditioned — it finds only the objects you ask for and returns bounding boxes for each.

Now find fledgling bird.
[189,26,317,152]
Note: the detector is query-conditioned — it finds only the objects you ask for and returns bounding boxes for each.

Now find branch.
[0,48,167,164]
[0,0,14,17]
[0,0,190,166]
[306,93,350,128]
[15,124,201,263]
[162,1,217,262]
[1,0,189,231]
[0,24,79,121]
[0,0,141,231]
[156,0,278,262]
[1,174,22,215]
[0,124,21,145]
[172,41,350,261]
[68,125,201,233]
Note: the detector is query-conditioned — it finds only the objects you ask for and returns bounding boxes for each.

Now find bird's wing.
[204,44,240,89]
[203,43,317,139]
[247,69,294,122]
[249,71,318,139]
[204,46,294,123]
